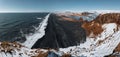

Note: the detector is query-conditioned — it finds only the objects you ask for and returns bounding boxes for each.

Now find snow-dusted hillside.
[0,42,37,57]
[0,12,120,57]
[60,23,120,57]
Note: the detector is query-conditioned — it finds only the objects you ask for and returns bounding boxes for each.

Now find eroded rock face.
[32,14,86,49]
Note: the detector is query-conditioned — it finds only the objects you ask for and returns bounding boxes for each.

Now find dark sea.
[0,13,48,42]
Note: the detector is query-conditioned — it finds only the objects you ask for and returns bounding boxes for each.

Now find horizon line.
[0,10,120,13]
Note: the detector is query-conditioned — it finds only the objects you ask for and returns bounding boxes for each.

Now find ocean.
[0,13,48,42]
[0,13,86,48]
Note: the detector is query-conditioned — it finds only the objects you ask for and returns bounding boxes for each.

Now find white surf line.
[22,13,50,48]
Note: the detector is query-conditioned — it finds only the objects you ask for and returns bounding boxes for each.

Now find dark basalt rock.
[32,14,86,49]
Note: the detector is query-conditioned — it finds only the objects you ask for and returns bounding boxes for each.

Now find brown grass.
[35,51,48,57]
[61,53,71,57]
[0,41,22,52]
[82,21,103,36]
[94,13,120,25]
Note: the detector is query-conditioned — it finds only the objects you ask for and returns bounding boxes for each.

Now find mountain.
[0,11,120,57]
[59,13,120,57]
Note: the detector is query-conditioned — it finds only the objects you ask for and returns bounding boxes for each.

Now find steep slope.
[59,13,120,57]
[60,23,120,57]
[32,14,86,49]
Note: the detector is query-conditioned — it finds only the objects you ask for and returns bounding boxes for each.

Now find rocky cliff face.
[32,14,86,49]
[57,12,120,57]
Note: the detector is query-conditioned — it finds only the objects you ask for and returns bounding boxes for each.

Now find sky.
[0,0,120,12]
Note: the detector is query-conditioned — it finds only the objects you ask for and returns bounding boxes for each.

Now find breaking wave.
[22,13,50,48]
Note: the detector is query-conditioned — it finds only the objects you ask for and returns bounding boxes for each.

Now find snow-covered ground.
[0,42,48,57]
[22,13,50,48]
[60,23,120,57]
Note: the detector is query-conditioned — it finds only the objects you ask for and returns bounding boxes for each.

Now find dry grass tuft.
[61,53,71,57]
